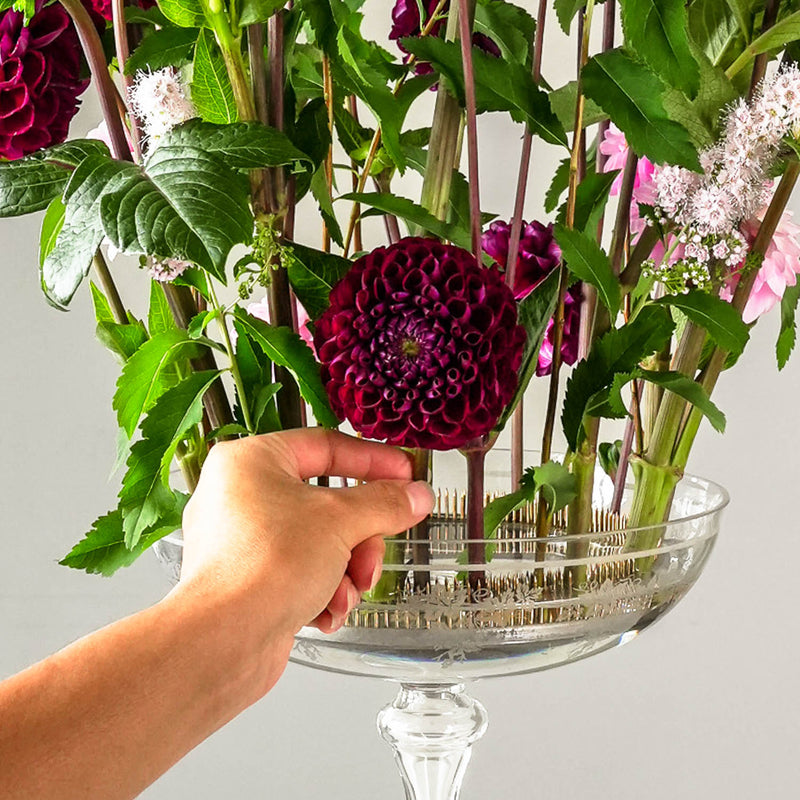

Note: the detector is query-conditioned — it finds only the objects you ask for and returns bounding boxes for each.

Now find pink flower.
[731,211,800,323]
[599,124,656,197]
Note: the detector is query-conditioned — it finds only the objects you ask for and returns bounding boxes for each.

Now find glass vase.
[154,449,727,800]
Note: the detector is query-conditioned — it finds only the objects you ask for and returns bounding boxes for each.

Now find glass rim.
[160,473,728,552]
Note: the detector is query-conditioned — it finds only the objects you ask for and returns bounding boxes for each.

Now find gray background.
[2,7,799,798]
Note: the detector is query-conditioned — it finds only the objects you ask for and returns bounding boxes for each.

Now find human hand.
[177,429,435,638]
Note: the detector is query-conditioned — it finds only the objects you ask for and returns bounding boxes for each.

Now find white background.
[2,5,799,798]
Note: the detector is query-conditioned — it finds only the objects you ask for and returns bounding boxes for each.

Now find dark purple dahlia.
[482,220,583,377]
[314,237,526,450]
[389,0,500,75]
[0,1,89,160]
[85,0,156,23]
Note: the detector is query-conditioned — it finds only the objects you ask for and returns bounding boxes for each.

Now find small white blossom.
[129,68,196,151]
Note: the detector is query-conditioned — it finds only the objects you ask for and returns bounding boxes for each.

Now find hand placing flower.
[314,237,525,450]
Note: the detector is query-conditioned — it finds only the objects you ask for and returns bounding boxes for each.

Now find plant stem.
[465,444,487,593]
[209,281,254,433]
[110,0,142,162]
[349,96,364,253]
[409,448,431,592]
[322,54,335,251]
[59,0,130,162]
[457,0,481,261]
[611,415,635,513]
[92,251,127,325]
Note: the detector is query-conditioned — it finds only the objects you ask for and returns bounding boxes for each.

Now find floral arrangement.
[3,0,800,589]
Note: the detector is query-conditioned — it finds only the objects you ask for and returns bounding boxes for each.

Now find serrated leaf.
[736,10,800,64]
[343,191,471,250]
[622,0,700,97]
[233,309,339,428]
[494,269,560,432]
[549,81,608,131]
[121,370,221,546]
[157,0,206,28]
[124,26,198,76]
[638,369,726,432]
[582,48,701,170]
[400,37,567,148]
[310,165,343,247]
[562,305,675,449]
[60,501,186,576]
[191,28,238,124]
[282,242,351,320]
[162,119,312,170]
[148,281,178,336]
[96,319,149,364]
[777,282,800,369]
[113,329,209,437]
[187,308,221,338]
[554,0,586,33]
[90,282,115,325]
[554,224,621,317]
[239,0,285,24]
[545,157,571,214]
[89,143,253,280]
[654,291,750,356]
[689,0,744,70]
[0,139,109,218]
[474,0,535,66]
[556,169,619,234]
[125,5,169,25]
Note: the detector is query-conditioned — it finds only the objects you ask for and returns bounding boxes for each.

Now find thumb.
[324,479,435,549]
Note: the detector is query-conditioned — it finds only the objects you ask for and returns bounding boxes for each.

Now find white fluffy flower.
[129,68,195,151]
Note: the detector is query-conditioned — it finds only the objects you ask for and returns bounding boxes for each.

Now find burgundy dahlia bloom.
[0,1,89,160]
[482,220,583,377]
[85,0,155,23]
[389,0,500,75]
[314,237,526,450]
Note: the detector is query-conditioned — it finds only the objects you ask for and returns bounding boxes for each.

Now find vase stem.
[378,684,488,800]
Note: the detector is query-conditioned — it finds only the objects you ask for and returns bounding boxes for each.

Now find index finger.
[265,429,414,482]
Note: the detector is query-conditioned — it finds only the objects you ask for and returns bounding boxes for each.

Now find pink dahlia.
[722,210,800,323]
[314,237,526,450]
[599,123,656,198]
[0,1,91,160]
[482,220,582,376]
[389,0,500,75]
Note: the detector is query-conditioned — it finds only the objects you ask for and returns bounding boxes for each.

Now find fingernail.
[406,481,435,517]
[370,562,382,589]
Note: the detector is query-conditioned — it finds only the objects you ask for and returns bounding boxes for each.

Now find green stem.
[409,448,431,592]
[209,281,254,434]
[566,440,597,591]
[92,252,128,325]
[465,444,487,593]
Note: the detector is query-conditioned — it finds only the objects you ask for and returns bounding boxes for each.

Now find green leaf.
[96,320,149,364]
[121,370,221,546]
[741,10,800,58]
[125,5,169,25]
[0,139,108,217]
[191,28,238,124]
[688,0,745,71]
[187,308,221,338]
[582,48,701,170]
[88,143,253,280]
[598,439,623,478]
[282,242,351,320]
[549,81,608,131]
[400,37,568,147]
[554,224,621,317]
[474,0,536,66]
[90,282,115,325]
[654,291,750,356]
[157,0,207,28]
[232,318,281,433]
[113,329,209,437]
[494,269,560,432]
[622,0,700,97]
[554,0,587,33]
[562,305,675,449]
[556,168,619,234]
[310,165,343,247]
[43,157,128,308]
[148,281,178,337]
[60,503,186,576]
[239,0,286,24]
[545,157,571,214]
[638,369,726,432]
[343,191,472,250]
[232,309,340,428]
[777,282,800,369]
[39,196,65,267]
[124,26,198,76]
[162,119,312,170]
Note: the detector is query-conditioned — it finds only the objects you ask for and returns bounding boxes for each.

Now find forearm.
[0,585,292,800]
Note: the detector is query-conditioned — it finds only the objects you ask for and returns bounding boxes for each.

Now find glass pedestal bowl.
[153,454,727,800]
